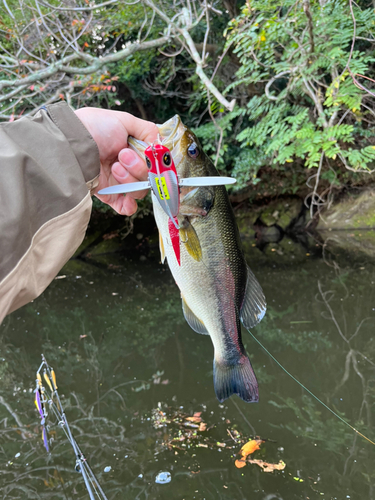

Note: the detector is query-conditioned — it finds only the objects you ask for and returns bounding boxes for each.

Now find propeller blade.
[179,176,236,187]
[98,181,151,195]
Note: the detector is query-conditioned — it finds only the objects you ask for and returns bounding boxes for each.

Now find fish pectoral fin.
[179,222,202,262]
[240,265,267,329]
[181,297,208,334]
[159,231,166,264]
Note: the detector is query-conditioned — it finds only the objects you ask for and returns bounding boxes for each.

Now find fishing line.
[193,243,375,447]
[244,325,375,446]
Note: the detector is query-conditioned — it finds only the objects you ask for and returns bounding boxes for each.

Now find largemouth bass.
[129,115,266,403]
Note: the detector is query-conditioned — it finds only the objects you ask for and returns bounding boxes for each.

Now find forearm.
[0,102,100,322]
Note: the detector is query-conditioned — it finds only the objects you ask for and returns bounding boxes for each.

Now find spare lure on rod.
[34,354,108,500]
[98,141,236,267]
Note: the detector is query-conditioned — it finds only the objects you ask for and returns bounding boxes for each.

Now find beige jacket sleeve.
[0,102,100,323]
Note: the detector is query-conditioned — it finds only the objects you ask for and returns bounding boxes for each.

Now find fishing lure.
[99,142,236,266]
[145,143,181,264]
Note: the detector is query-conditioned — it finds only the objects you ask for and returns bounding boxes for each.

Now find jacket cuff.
[46,102,100,188]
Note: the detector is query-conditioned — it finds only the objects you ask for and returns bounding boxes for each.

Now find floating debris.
[104,466,111,473]
[234,438,286,472]
[148,404,284,475]
[155,471,172,484]
[240,439,263,458]
[248,459,286,473]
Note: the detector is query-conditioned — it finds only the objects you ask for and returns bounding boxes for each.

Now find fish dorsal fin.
[159,232,166,264]
[240,266,267,329]
[181,296,209,334]
[179,221,202,262]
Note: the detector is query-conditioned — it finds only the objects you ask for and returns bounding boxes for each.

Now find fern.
[222,0,375,180]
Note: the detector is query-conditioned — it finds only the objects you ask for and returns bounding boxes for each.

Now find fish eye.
[146,157,152,169]
[187,142,199,159]
[162,152,171,167]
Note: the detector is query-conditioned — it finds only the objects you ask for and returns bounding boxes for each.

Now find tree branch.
[264,70,291,101]
[141,0,236,111]
[303,0,315,54]
[0,37,170,92]
[302,76,328,127]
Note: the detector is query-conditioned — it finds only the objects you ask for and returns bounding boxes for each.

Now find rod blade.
[98,181,150,195]
[179,176,236,187]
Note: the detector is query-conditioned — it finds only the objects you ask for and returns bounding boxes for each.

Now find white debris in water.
[104,466,111,473]
[155,471,171,484]
[15,453,20,458]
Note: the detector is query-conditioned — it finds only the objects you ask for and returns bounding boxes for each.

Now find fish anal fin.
[240,265,267,329]
[159,231,166,264]
[214,355,259,403]
[179,221,202,262]
[181,296,208,334]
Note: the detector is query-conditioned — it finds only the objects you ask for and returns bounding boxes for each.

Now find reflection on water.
[1,231,375,499]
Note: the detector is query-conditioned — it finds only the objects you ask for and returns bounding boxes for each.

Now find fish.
[128,115,266,403]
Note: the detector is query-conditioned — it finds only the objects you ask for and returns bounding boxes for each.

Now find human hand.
[75,107,158,215]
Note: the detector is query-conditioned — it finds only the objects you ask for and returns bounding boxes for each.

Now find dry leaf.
[240,439,262,458]
[199,422,207,432]
[235,459,247,469]
[185,416,202,423]
[248,459,286,473]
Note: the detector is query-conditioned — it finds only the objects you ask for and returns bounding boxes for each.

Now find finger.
[120,195,138,216]
[111,162,149,199]
[113,111,159,144]
[96,191,138,216]
[117,149,148,181]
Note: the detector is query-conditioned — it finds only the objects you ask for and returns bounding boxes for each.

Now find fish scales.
[129,115,266,403]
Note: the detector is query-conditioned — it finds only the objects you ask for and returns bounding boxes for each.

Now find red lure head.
[144,144,177,176]
[145,143,181,265]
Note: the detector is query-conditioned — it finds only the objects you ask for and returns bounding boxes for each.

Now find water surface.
[1,228,374,499]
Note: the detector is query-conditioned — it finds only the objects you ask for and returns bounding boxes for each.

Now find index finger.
[114,111,159,145]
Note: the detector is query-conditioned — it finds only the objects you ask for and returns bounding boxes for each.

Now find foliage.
[219,0,375,202]
[1,0,375,205]
[0,0,231,121]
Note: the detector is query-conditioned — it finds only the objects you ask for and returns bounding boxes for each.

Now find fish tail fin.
[213,355,259,403]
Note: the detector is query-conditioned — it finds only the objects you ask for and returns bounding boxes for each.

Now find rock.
[258,198,303,230]
[256,224,283,243]
[89,237,121,256]
[317,189,375,230]
[319,229,375,259]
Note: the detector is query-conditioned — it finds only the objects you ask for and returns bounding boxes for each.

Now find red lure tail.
[168,217,180,266]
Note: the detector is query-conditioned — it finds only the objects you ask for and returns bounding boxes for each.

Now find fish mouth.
[158,115,187,168]
[157,115,185,149]
[128,115,187,167]
[127,136,148,158]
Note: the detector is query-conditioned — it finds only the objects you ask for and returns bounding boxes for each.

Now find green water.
[1,229,374,499]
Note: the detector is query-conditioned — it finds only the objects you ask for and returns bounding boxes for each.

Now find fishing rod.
[34,354,108,499]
